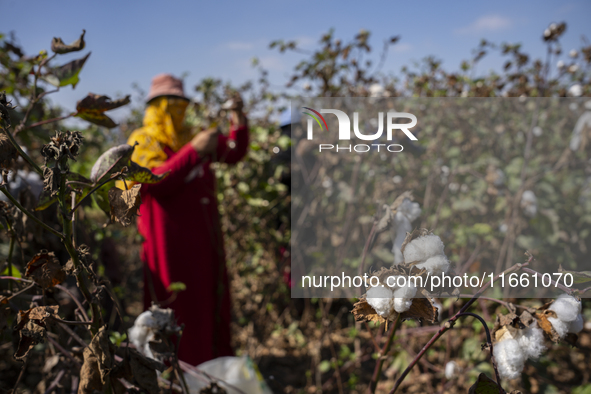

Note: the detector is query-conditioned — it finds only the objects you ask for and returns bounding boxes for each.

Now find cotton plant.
[493,294,584,380]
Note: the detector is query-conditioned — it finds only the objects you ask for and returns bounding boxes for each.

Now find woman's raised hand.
[191,128,219,155]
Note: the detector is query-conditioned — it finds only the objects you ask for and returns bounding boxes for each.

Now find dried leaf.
[351,296,438,324]
[468,373,502,394]
[400,228,432,256]
[76,93,131,113]
[51,30,86,54]
[402,297,438,323]
[108,184,142,227]
[90,144,135,184]
[375,204,392,233]
[14,305,58,360]
[128,348,165,394]
[42,166,60,197]
[79,347,103,393]
[127,161,168,184]
[75,93,131,128]
[351,298,386,324]
[89,326,115,384]
[535,309,562,343]
[24,250,66,288]
[0,129,18,168]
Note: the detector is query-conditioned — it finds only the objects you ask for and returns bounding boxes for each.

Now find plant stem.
[456,312,503,392]
[368,314,401,393]
[0,186,63,239]
[388,256,531,394]
[19,113,75,132]
[6,222,15,292]
[0,126,43,175]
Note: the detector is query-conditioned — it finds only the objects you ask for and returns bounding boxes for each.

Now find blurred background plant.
[0,20,590,393]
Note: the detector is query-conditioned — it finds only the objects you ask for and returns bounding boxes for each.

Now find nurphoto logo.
[302,107,418,153]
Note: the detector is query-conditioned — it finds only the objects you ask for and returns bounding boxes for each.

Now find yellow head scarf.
[127,96,192,169]
[116,97,192,190]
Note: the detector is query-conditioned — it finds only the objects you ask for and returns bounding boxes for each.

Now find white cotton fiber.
[445,361,458,379]
[568,314,584,334]
[129,311,159,359]
[415,255,450,275]
[403,234,445,264]
[392,211,412,265]
[392,280,417,313]
[494,338,526,380]
[548,316,569,339]
[398,198,422,222]
[516,322,546,360]
[549,294,582,323]
[366,286,394,318]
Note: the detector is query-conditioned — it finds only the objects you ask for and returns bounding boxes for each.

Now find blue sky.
[1,0,590,124]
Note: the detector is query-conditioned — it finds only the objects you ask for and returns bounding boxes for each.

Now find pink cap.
[146,73,188,103]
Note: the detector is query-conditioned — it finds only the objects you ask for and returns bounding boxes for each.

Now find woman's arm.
[214,119,249,164]
[141,143,202,198]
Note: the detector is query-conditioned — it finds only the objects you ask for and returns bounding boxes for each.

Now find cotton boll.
[494,338,526,380]
[392,280,417,313]
[548,316,569,339]
[549,294,582,322]
[516,323,546,360]
[415,255,450,275]
[403,234,445,264]
[568,314,584,334]
[398,198,422,222]
[366,286,394,318]
[520,190,537,217]
[445,361,459,379]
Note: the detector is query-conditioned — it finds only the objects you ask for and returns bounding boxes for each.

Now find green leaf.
[167,282,186,293]
[468,373,502,394]
[46,52,91,88]
[558,269,591,284]
[76,112,117,128]
[126,162,168,184]
[91,182,113,218]
[0,264,22,278]
[35,190,58,211]
[318,360,331,373]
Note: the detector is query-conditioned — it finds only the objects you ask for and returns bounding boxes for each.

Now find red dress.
[137,124,248,365]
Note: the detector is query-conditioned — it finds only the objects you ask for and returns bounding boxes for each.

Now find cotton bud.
[494,338,526,380]
[569,49,578,58]
[557,60,565,69]
[445,361,459,379]
[366,286,394,318]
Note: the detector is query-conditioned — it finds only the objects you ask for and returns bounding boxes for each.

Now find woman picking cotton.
[122,74,248,365]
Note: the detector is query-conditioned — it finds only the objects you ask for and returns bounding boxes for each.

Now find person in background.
[123,74,248,365]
